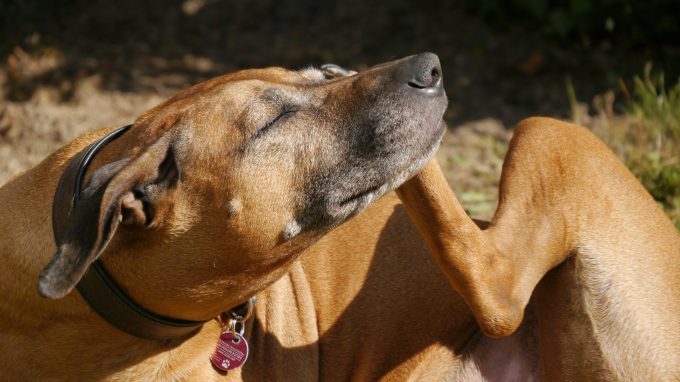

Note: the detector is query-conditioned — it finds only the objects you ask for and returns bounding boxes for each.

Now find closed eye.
[254,108,297,139]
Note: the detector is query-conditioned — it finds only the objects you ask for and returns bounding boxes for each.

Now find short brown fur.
[398,117,680,380]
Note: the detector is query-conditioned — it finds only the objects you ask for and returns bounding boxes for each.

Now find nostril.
[408,67,441,89]
[404,53,443,91]
[430,67,441,87]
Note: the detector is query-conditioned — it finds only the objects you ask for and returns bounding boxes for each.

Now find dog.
[0,53,482,381]
[4,50,673,380]
[398,117,680,381]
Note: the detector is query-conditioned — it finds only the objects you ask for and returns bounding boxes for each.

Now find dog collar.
[52,125,252,341]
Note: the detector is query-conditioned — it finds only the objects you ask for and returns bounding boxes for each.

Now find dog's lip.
[339,184,383,206]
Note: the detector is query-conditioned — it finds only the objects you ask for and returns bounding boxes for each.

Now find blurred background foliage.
[464,0,680,48]
[1,0,678,227]
[579,65,680,227]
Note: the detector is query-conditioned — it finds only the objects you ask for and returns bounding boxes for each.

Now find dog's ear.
[321,63,357,79]
[37,134,179,299]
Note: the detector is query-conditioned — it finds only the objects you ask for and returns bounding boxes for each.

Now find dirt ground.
[1,1,676,220]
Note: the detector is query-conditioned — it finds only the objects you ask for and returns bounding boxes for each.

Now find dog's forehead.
[189,67,326,111]
[249,66,326,84]
[170,79,318,160]
[160,67,324,107]
[148,66,333,177]
[221,66,326,86]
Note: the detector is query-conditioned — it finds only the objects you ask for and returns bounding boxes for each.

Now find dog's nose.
[405,53,442,93]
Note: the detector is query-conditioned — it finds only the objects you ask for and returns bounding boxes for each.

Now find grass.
[435,120,510,220]
[439,67,679,229]
[569,64,680,229]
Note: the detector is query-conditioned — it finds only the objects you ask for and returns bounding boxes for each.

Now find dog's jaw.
[328,120,445,224]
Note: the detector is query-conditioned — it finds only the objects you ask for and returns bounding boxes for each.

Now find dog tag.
[211,332,249,371]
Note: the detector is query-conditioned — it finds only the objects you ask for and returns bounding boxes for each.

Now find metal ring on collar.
[228,297,256,322]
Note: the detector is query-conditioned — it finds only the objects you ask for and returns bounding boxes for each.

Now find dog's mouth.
[294,52,448,237]
[339,185,383,207]
[330,120,445,220]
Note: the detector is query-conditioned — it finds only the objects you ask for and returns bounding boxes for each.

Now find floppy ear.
[321,63,357,79]
[38,135,179,299]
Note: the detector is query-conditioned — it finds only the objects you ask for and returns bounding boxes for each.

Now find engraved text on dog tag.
[211,332,249,371]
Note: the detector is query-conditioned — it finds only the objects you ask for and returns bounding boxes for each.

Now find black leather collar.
[52,125,248,340]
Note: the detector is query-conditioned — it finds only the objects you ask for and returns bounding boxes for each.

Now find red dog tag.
[210,332,249,371]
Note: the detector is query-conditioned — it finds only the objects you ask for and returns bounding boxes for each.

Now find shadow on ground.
[4,0,678,124]
[1,0,678,218]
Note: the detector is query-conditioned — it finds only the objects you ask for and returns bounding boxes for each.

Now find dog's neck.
[0,157,322,380]
[0,142,89,320]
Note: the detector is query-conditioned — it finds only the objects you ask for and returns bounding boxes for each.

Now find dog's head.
[38,53,447,315]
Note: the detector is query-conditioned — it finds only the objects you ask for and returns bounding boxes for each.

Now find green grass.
[570,64,680,229]
[626,65,680,229]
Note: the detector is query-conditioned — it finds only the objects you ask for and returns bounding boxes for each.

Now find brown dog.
[0,54,478,380]
[398,117,680,380]
[4,50,674,380]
